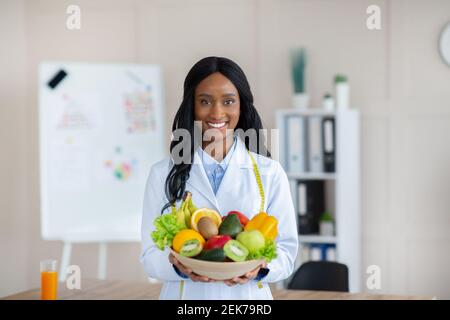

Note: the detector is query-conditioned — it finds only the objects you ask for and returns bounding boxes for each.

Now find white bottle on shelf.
[335,75,350,110]
[322,93,335,111]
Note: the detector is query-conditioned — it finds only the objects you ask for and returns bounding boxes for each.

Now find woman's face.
[194,72,240,140]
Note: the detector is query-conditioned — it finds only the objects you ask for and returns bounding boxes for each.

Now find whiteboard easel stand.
[59,241,109,282]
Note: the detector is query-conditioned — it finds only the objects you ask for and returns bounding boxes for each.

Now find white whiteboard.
[39,62,166,242]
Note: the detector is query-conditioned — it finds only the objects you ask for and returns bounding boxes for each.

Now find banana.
[169,191,198,229]
[184,203,191,229]
[173,202,187,229]
[188,197,197,215]
[170,205,177,216]
[183,191,195,228]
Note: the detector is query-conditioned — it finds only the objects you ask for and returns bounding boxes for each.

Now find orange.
[172,229,205,253]
[190,208,222,232]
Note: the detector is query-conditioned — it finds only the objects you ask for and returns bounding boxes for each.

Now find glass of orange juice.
[40,260,58,300]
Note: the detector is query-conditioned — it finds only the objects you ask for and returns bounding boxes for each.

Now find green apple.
[236,230,265,254]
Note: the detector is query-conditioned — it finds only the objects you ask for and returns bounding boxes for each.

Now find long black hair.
[162,56,270,213]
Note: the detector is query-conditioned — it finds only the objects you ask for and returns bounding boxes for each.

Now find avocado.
[195,248,226,262]
[219,214,243,238]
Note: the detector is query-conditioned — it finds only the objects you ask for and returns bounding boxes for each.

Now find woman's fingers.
[235,276,251,284]
[244,270,257,279]
[168,254,216,283]
[242,261,266,279]
[225,277,248,285]
[176,263,193,275]
[188,272,217,282]
[225,264,264,285]
[189,274,211,282]
[224,277,248,286]
[170,253,238,283]
[224,280,236,286]
[168,253,192,275]
[243,265,262,279]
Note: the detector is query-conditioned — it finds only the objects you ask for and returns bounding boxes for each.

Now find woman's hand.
[223,261,268,286]
[169,253,217,283]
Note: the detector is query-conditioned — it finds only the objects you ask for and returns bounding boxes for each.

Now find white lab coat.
[140,138,298,300]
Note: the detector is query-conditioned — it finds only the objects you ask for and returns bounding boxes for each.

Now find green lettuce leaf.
[247,239,278,262]
[151,213,185,250]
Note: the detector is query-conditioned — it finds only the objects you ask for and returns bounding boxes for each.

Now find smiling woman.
[163,56,270,211]
[139,56,299,300]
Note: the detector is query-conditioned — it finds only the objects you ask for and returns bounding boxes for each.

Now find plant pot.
[319,221,334,236]
[335,82,350,110]
[322,96,335,111]
[292,92,309,109]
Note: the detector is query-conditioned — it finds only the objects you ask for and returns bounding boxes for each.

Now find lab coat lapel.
[186,150,219,210]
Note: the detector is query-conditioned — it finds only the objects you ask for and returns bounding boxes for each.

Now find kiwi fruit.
[179,239,203,257]
[197,216,218,240]
[223,240,249,262]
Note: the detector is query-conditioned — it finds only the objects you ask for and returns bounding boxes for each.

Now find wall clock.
[439,22,450,67]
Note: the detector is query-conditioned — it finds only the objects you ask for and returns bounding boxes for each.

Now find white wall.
[0,0,30,297]
[0,0,449,298]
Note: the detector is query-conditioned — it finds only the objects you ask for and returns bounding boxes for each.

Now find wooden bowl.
[170,249,265,280]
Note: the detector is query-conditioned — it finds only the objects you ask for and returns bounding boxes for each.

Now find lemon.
[190,208,222,232]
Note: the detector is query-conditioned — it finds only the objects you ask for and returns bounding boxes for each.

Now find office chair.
[287,261,349,292]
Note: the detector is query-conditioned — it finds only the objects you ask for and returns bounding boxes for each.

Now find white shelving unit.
[299,235,337,244]
[287,172,336,180]
[276,108,361,292]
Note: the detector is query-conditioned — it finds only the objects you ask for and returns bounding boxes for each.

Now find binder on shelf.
[297,182,307,216]
[286,115,307,173]
[322,117,336,172]
[307,116,323,172]
[297,180,325,235]
[297,182,313,235]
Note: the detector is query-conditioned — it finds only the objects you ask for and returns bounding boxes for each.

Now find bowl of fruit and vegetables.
[151,192,278,280]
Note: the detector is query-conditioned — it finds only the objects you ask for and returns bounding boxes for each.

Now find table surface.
[2,279,436,300]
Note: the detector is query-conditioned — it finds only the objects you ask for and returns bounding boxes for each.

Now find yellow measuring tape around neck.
[248,150,266,290]
[248,150,265,213]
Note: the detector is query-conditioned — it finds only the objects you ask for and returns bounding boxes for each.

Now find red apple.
[204,235,232,250]
[227,211,249,226]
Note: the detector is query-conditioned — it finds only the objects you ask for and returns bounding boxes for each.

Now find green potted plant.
[290,48,309,109]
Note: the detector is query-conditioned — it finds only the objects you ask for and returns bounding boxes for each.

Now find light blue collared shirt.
[198,137,237,195]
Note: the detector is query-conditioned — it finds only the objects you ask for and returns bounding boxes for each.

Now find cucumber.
[195,248,227,262]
